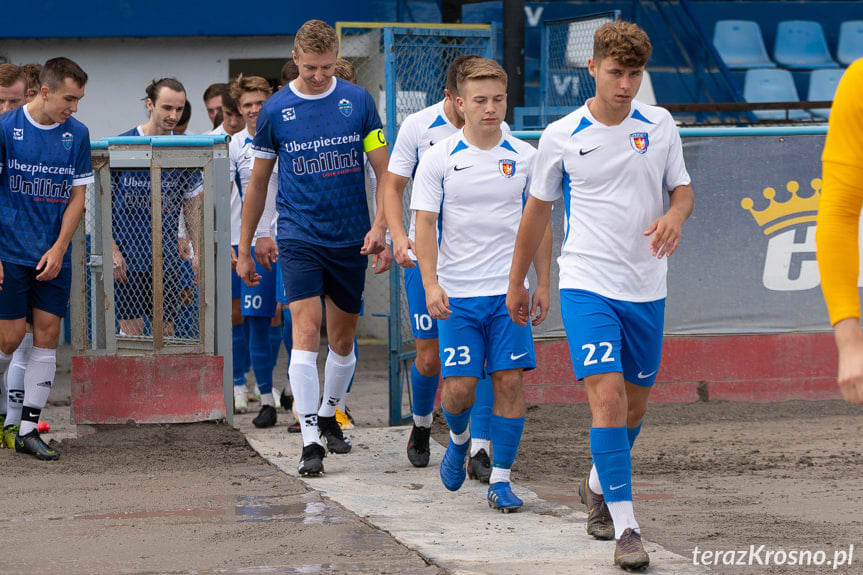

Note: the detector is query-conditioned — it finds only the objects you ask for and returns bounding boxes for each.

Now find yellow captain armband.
[363,129,387,153]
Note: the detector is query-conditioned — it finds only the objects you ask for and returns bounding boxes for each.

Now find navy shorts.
[115,270,182,324]
[0,262,71,319]
[278,239,366,314]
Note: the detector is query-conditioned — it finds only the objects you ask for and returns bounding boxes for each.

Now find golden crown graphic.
[740,179,821,236]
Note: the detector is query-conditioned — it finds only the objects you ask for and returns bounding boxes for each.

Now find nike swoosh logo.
[453,165,472,171]
[579,146,601,156]
[609,483,627,490]
[429,140,435,147]
[510,352,528,361]
[637,371,657,379]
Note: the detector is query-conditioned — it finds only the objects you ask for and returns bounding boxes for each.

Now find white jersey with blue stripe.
[229,126,277,244]
[251,77,384,248]
[530,99,690,302]
[411,129,536,298]
[0,105,93,268]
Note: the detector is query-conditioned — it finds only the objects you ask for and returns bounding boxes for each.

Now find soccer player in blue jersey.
[0,64,27,115]
[412,57,552,512]
[237,19,390,476]
[507,22,694,570]
[112,78,202,338]
[0,57,93,460]
[229,73,281,427]
[383,54,499,477]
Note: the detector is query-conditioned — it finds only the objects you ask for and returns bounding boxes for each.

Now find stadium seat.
[774,20,839,69]
[712,20,775,69]
[743,68,811,121]
[837,20,863,66]
[808,68,846,120]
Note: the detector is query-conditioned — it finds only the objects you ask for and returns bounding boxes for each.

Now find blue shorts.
[0,262,71,319]
[437,294,535,379]
[231,245,242,300]
[115,269,182,323]
[241,246,277,318]
[278,239,366,315]
[404,263,437,339]
[560,289,665,387]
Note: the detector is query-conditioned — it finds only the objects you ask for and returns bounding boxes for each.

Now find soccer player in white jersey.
[0,57,93,460]
[208,91,245,137]
[228,74,282,427]
[507,21,694,569]
[383,55,499,478]
[412,57,551,512]
[237,19,390,477]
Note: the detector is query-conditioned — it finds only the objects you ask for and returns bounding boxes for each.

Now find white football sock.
[318,348,356,418]
[19,347,56,436]
[289,350,322,446]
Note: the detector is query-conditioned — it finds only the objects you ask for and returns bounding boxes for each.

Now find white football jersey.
[411,129,536,298]
[229,127,278,244]
[530,99,690,302]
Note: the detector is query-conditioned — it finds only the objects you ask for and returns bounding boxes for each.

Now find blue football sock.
[489,414,525,470]
[242,320,252,375]
[442,404,472,438]
[590,426,632,503]
[247,316,274,396]
[282,308,293,383]
[628,421,643,449]
[269,324,282,370]
[470,373,494,442]
[411,363,439,418]
[231,323,246,387]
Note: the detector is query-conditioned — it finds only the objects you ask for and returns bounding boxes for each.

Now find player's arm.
[507,195,553,326]
[238,156,276,286]
[36,184,86,281]
[415,209,450,320]
[529,220,553,326]
[182,194,202,282]
[382,172,414,268]
[644,183,694,259]
[362,144,389,258]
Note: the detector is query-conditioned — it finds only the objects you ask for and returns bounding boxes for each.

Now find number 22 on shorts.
[582,342,614,366]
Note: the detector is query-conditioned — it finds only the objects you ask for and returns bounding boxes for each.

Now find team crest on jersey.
[338,99,353,117]
[61,132,74,150]
[12,128,23,141]
[499,159,516,178]
[630,132,649,154]
[281,107,296,122]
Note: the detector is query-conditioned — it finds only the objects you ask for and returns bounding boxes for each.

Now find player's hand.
[35,246,65,282]
[236,251,261,287]
[530,286,550,326]
[425,283,451,320]
[112,249,128,283]
[0,259,4,290]
[372,244,393,274]
[191,254,200,287]
[506,281,531,326]
[644,211,685,259]
[392,235,416,268]
[360,224,386,256]
[835,318,863,404]
[254,236,278,272]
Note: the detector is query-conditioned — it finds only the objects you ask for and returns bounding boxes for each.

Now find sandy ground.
[1,344,862,574]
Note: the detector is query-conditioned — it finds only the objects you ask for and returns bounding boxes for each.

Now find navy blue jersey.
[251,78,386,248]
[112,126,202,272]
[0,106,92,268]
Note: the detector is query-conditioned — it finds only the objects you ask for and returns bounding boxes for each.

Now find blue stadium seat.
[743,68,811,121]
[838,20,863,66]
[808,68,846,120]
[712,20,775,69]
[774,20,839,69]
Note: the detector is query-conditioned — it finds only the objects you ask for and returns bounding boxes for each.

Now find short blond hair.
[230,74,273,103]
[456,57,507,92]
[593,21,652,68]
[294,19,338,56]
[334,58,356,83]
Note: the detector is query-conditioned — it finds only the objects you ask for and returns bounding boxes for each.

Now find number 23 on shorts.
[443,345,471,367]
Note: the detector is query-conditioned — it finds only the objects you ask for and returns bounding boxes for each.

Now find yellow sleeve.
[818,60,863,325]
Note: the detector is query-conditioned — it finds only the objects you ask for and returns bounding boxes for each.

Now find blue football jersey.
[112,126,202,272]
[0,106,93,268]
[251,78,386,248]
